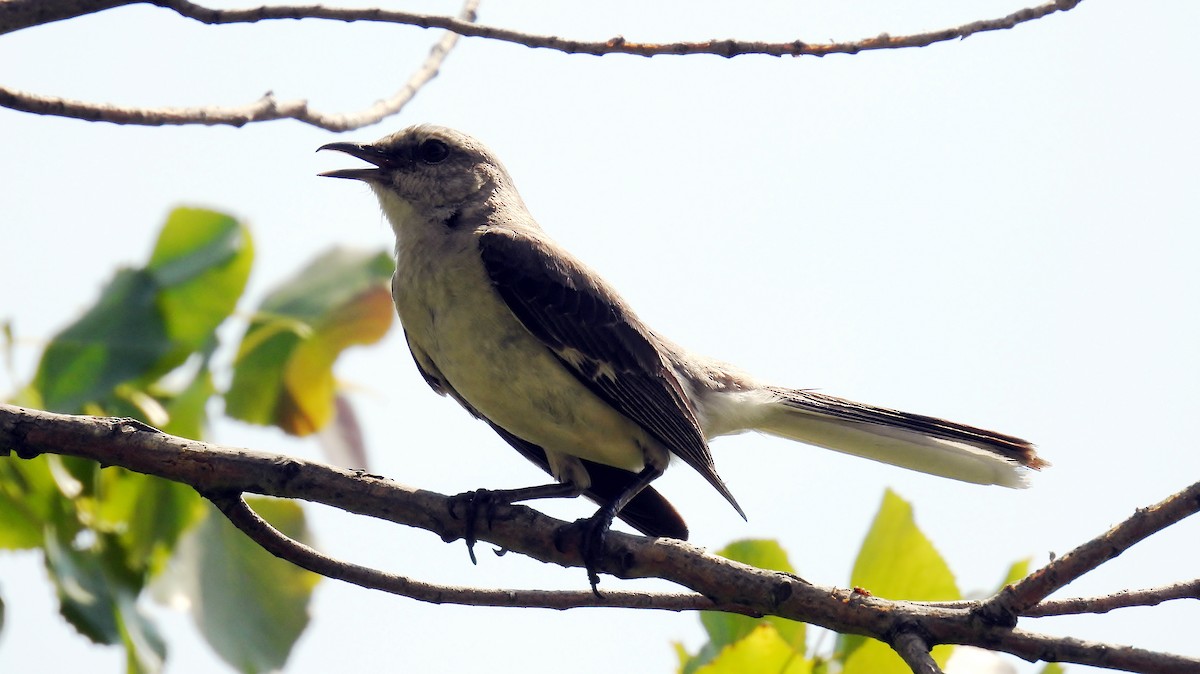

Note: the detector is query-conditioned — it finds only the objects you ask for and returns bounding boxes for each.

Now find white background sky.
[1,1,1198,672]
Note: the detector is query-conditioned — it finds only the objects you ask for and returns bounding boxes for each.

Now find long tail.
[754,387,1047,488]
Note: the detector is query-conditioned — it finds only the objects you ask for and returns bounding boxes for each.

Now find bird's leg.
[564,465,663,596]
[449,482,582,564]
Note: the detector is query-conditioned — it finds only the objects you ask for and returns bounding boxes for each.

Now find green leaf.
[117,592,166,674]
[0,458,56,549]
[2,317,14,377]
[158,363,215,440]
[0,492,45,549]
[125,479,204,577]
[849,490,960,600]
[44,531,121,644]
[44,529,164,673]
[31,208,251,415]
[701,540,806,650]
[673,641,691,671]
[841,639,933,674]
[156,498,318,673]
[839,490,959,673]
[92,468,206,578]
[1039,662,1066,674]
[695,624,812,674]
[33,269,170,412]
[682,540,807,674]
[0,451,90,550]
[147,208,253,367]
[717,539,796,575]
[226,248,394,435]
[1000,558,1031,589]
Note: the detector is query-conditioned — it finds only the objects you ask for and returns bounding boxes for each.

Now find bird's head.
[320,125,520,232]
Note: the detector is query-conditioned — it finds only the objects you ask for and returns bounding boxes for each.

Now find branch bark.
[891,630,942,674]
[1023,580,1200,617]
[1,403,1197,674]
[0,0,1084,129]
[209,490,711,610]
[0,0,480,130]
[153,0,1086,57]
[973,480,1200,626]
[0,0,128,36]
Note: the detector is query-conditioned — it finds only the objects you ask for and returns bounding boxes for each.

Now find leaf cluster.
[677,491,1059,674]
[1,208,393,672]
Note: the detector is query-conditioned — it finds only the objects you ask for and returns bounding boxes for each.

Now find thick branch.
[2,403,1197,674]
[0,0,128,36]
[210,490,711,610]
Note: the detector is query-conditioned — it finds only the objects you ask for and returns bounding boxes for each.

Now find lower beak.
[318,142,394,180]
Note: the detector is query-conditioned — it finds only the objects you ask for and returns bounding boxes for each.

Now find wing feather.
[477,228,743,517]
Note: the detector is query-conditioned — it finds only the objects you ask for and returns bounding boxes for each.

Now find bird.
[319,125,1046,587]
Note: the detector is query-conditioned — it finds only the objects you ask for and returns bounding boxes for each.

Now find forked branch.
[0,403,1196,673]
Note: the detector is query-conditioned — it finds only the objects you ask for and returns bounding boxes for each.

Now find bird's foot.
[447,488,505,565]
[556,506,620,597]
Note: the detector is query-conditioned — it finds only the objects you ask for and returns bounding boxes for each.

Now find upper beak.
[318,142,394,180]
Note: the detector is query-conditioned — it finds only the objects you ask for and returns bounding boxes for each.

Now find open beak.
[318,142,395,181]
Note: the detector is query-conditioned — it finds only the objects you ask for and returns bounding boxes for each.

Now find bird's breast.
[391,240,651,473]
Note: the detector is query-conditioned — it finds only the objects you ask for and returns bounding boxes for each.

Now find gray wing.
[476,228,743,518]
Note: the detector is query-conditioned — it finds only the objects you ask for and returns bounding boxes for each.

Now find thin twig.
[147,0,1082,58]
[301,0,480,132]
[0,0,1084,128]
[1023,580,1200,617]
[924,579,1200,615]
[974,480,1200,625]
[0,0,479,130]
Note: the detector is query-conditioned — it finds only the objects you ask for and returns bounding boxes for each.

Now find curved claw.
[558,504,620,597]
[447,488,501,565]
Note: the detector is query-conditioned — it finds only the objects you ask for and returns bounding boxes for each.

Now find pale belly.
[393,248,650,473]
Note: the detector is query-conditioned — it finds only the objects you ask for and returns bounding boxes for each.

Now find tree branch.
[2,403,1197,674]
[0,0,479,130]
[0,0,129,36]
[973,479,1200,626]
[0,0,1085,56]
[891,630,942,674]
[147,0,1084,58]
[0,0,1084,128]
[209,490,712,610]
[1023,580,1200,617]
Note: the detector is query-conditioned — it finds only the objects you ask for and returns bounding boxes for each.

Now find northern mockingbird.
[320,125,1046,585]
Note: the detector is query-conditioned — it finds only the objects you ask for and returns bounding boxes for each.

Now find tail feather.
[757,387,1046,488]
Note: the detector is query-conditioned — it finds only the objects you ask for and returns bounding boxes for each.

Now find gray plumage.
[320,125,1046,540]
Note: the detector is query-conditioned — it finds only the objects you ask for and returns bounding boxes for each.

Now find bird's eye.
[417,138,450,164]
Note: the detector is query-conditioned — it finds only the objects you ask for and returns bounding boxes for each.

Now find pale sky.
[2,1,1198,673]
